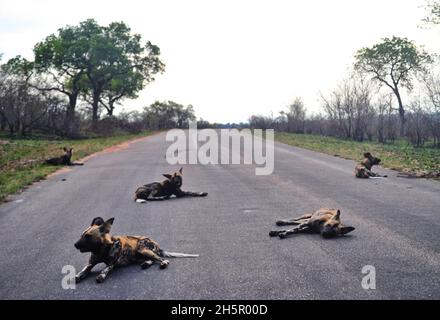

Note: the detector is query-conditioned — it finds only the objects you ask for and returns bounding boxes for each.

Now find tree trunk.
[65,93,78,137]
[0,114,5,131]
[394,89,405,137]
[108,101,114,116]
[91,90,101,129]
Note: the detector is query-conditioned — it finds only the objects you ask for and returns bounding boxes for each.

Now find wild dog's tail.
[135,198,147,203]
[161,251,199,258]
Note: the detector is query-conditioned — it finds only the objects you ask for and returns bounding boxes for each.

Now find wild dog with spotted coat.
[74,217,198,283]
[355,152,386,178]
[269,208,355,239]
[134,168,208,203]
[45,147,83,166]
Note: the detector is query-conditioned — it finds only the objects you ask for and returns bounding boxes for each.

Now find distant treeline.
[248,37,440,148]
[248,72,440,148]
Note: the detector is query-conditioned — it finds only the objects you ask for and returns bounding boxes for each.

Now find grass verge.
[0,131,155,202]
[275,132,440,178]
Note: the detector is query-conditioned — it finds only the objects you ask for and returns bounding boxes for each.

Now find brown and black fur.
[45,148,83,166]
[269,208,355,239]
[134,168,208,202]
[74,217,198,283]
[355,152,386,178]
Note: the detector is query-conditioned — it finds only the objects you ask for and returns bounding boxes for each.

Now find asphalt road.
[0,131,439,300]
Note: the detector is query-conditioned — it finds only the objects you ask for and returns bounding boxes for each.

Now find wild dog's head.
[63,147,73,158]
[320,210,355,238]
[74,217,114,253]
[163,168,183,188]
[363,152,381,166]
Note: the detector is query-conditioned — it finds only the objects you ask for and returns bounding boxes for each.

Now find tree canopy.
[354,36,431,135]
[423,0,440,25]
[12,19,166,134]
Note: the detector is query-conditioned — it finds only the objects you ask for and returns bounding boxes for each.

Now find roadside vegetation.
[0,131,153,202]
[275,132,440,178]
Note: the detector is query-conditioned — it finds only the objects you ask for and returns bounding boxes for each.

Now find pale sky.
[1,0,439,123]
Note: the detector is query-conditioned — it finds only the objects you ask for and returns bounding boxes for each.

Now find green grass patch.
[275,132,440,175]
[0,131,155,202]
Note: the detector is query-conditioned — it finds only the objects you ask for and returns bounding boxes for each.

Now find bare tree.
[406,99,430,147]
[422,69,440,147]
[285,97,306,133]
[321,74,375,141]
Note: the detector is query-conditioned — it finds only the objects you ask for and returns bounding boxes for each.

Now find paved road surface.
[0,131,439,299]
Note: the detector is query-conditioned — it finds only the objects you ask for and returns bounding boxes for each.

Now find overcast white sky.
[1,0,439,123]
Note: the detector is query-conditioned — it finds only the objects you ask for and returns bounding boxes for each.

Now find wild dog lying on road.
[134,168,208,203]
[355,152,386,178]
[74,217,198,283]
[45,148,84,166]
[269,208,355,239]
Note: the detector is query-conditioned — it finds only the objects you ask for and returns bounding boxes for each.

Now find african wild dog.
[269,208,355,239]
[134,168,208,203]
[354,152,386,178]
[45,148,84,166]
[74,217,198,283]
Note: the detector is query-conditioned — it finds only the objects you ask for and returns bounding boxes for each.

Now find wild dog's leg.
[96,264,115,283]
[276,214,312,226]
[147,189,170,201]
[276,223,310,239]
[356,167,370,178]
[75,263,96,283]
[365,169,386,178]
[138,248,169,269]
[68,162,84,166]
[269,230,286,237]
[140,260,154,269]
[364,168,377,177]
[365,169,387,178]
[175,189,208,198]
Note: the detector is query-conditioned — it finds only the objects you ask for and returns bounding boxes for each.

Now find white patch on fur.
[136,199,147,203]
[369,177,386,179]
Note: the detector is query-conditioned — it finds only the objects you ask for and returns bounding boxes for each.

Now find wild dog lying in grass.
[45,148,84,166]
[74,217,199,283]
[134,168,208,203]
[355,152,386,179]
[269,208,355,239]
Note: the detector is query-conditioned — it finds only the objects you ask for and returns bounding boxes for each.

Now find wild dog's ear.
[91,217,105,226]
[339,225,355,235]
[363,152,371,158]
[70,148,73,152]
[99,218,115,234]
[332,210,341,221]
[179,167,183,174]
[63,147,68,152]
[163,174,172,180]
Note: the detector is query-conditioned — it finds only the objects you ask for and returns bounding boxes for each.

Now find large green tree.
[99,71,143,116]
[355,36,431,136]
[82,20,164,126]
[144,101,196,130]
[33,24,91,135]
[33,19,164,131]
